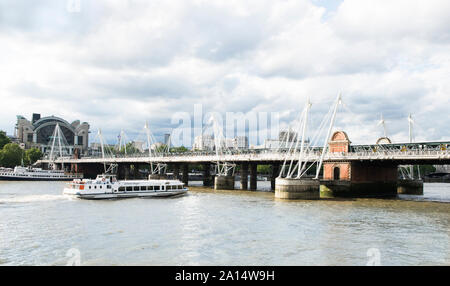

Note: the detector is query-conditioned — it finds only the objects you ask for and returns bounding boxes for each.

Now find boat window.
[178,185,183,189]
[167,186,172,190]
[89,186,91,189]
[140,186,145,191]
[119,187,125,192]
[133,186,139,191]
[107,185,111,189]
[154,186,160,191]
[126,186,132,192]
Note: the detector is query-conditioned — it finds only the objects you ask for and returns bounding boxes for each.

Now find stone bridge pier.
[203,163,213,187]
[240,162,248,190]
[320,161,398,198]
[320,131,399,198]
[181,163,189,186]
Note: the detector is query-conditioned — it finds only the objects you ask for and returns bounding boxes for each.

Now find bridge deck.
[39,149,450,165]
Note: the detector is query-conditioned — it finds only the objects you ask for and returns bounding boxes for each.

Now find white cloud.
[0,0,449,145]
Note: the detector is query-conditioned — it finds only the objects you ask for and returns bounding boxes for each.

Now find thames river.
[0,181,449,266]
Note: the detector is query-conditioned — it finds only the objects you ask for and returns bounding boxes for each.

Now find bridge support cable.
[285,106,308,178]
[48,123,72,170]
[143,121,168,176]
[91,129,118,174]
[116,129,130,155]
[315,93,342,180]
[277,94,340,180]
[208,115,236,177]
[278,100,310,179]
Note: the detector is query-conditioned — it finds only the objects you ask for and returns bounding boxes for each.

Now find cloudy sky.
[0,0,449,146]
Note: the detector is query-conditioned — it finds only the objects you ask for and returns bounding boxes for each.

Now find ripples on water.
[0,181,449,266]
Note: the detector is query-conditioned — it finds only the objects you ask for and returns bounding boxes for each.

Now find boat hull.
[63,188,188,200]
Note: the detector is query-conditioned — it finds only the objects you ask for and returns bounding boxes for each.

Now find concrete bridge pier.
[249,163,257,190]
[181,163,189,186]
[397,179,424,195]
[203,163,213,187]
[214,175,235,190]
[240,162,249,190]
[173,164,180,180]
[271,164,280,191]
[275,178,320,199]
[118,164,130,180]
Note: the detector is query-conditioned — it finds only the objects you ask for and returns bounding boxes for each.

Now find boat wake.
[0,194,66,204]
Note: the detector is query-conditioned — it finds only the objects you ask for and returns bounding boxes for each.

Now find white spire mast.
[98,129,107,173]
[119,129,127,155]
[408,114,414,179]
[379,113,387,138]
[408,113,413,144]
[144,121,152,157]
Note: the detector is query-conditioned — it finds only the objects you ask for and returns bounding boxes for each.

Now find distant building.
[259,130,305,150]
[279,130,298,142]
[225,136,249,149]
[89,143,115,156]
[15,113,90,155]
[193,135,248,151]
[193,135,215,151]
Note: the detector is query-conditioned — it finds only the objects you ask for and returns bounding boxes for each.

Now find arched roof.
[376,137,392,144]
[330,131,350,142]
[33,116,75,132]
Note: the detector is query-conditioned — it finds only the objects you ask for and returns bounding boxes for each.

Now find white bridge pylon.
[48,123,71,170]
[116,129,130,154]
[207,114,236,176]
[143,121,168,175]
[94,128,118,174]
[278,93,342,180]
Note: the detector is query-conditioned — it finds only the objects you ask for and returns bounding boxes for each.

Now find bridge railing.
[41,146,449,163]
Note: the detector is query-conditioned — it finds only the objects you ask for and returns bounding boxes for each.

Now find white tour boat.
[63,174,188,200]
[0,166,83,181]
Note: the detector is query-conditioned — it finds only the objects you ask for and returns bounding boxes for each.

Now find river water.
[0,181,449,266]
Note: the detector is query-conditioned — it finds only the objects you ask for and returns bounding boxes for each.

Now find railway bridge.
[38,132,450,199]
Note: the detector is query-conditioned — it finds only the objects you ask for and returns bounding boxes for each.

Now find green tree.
[0,143,24,168]
[0,130,11,149]
[170,146,189,153]
[121,142,140,154]
[25,148,43,165]
[257,165,271,175]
